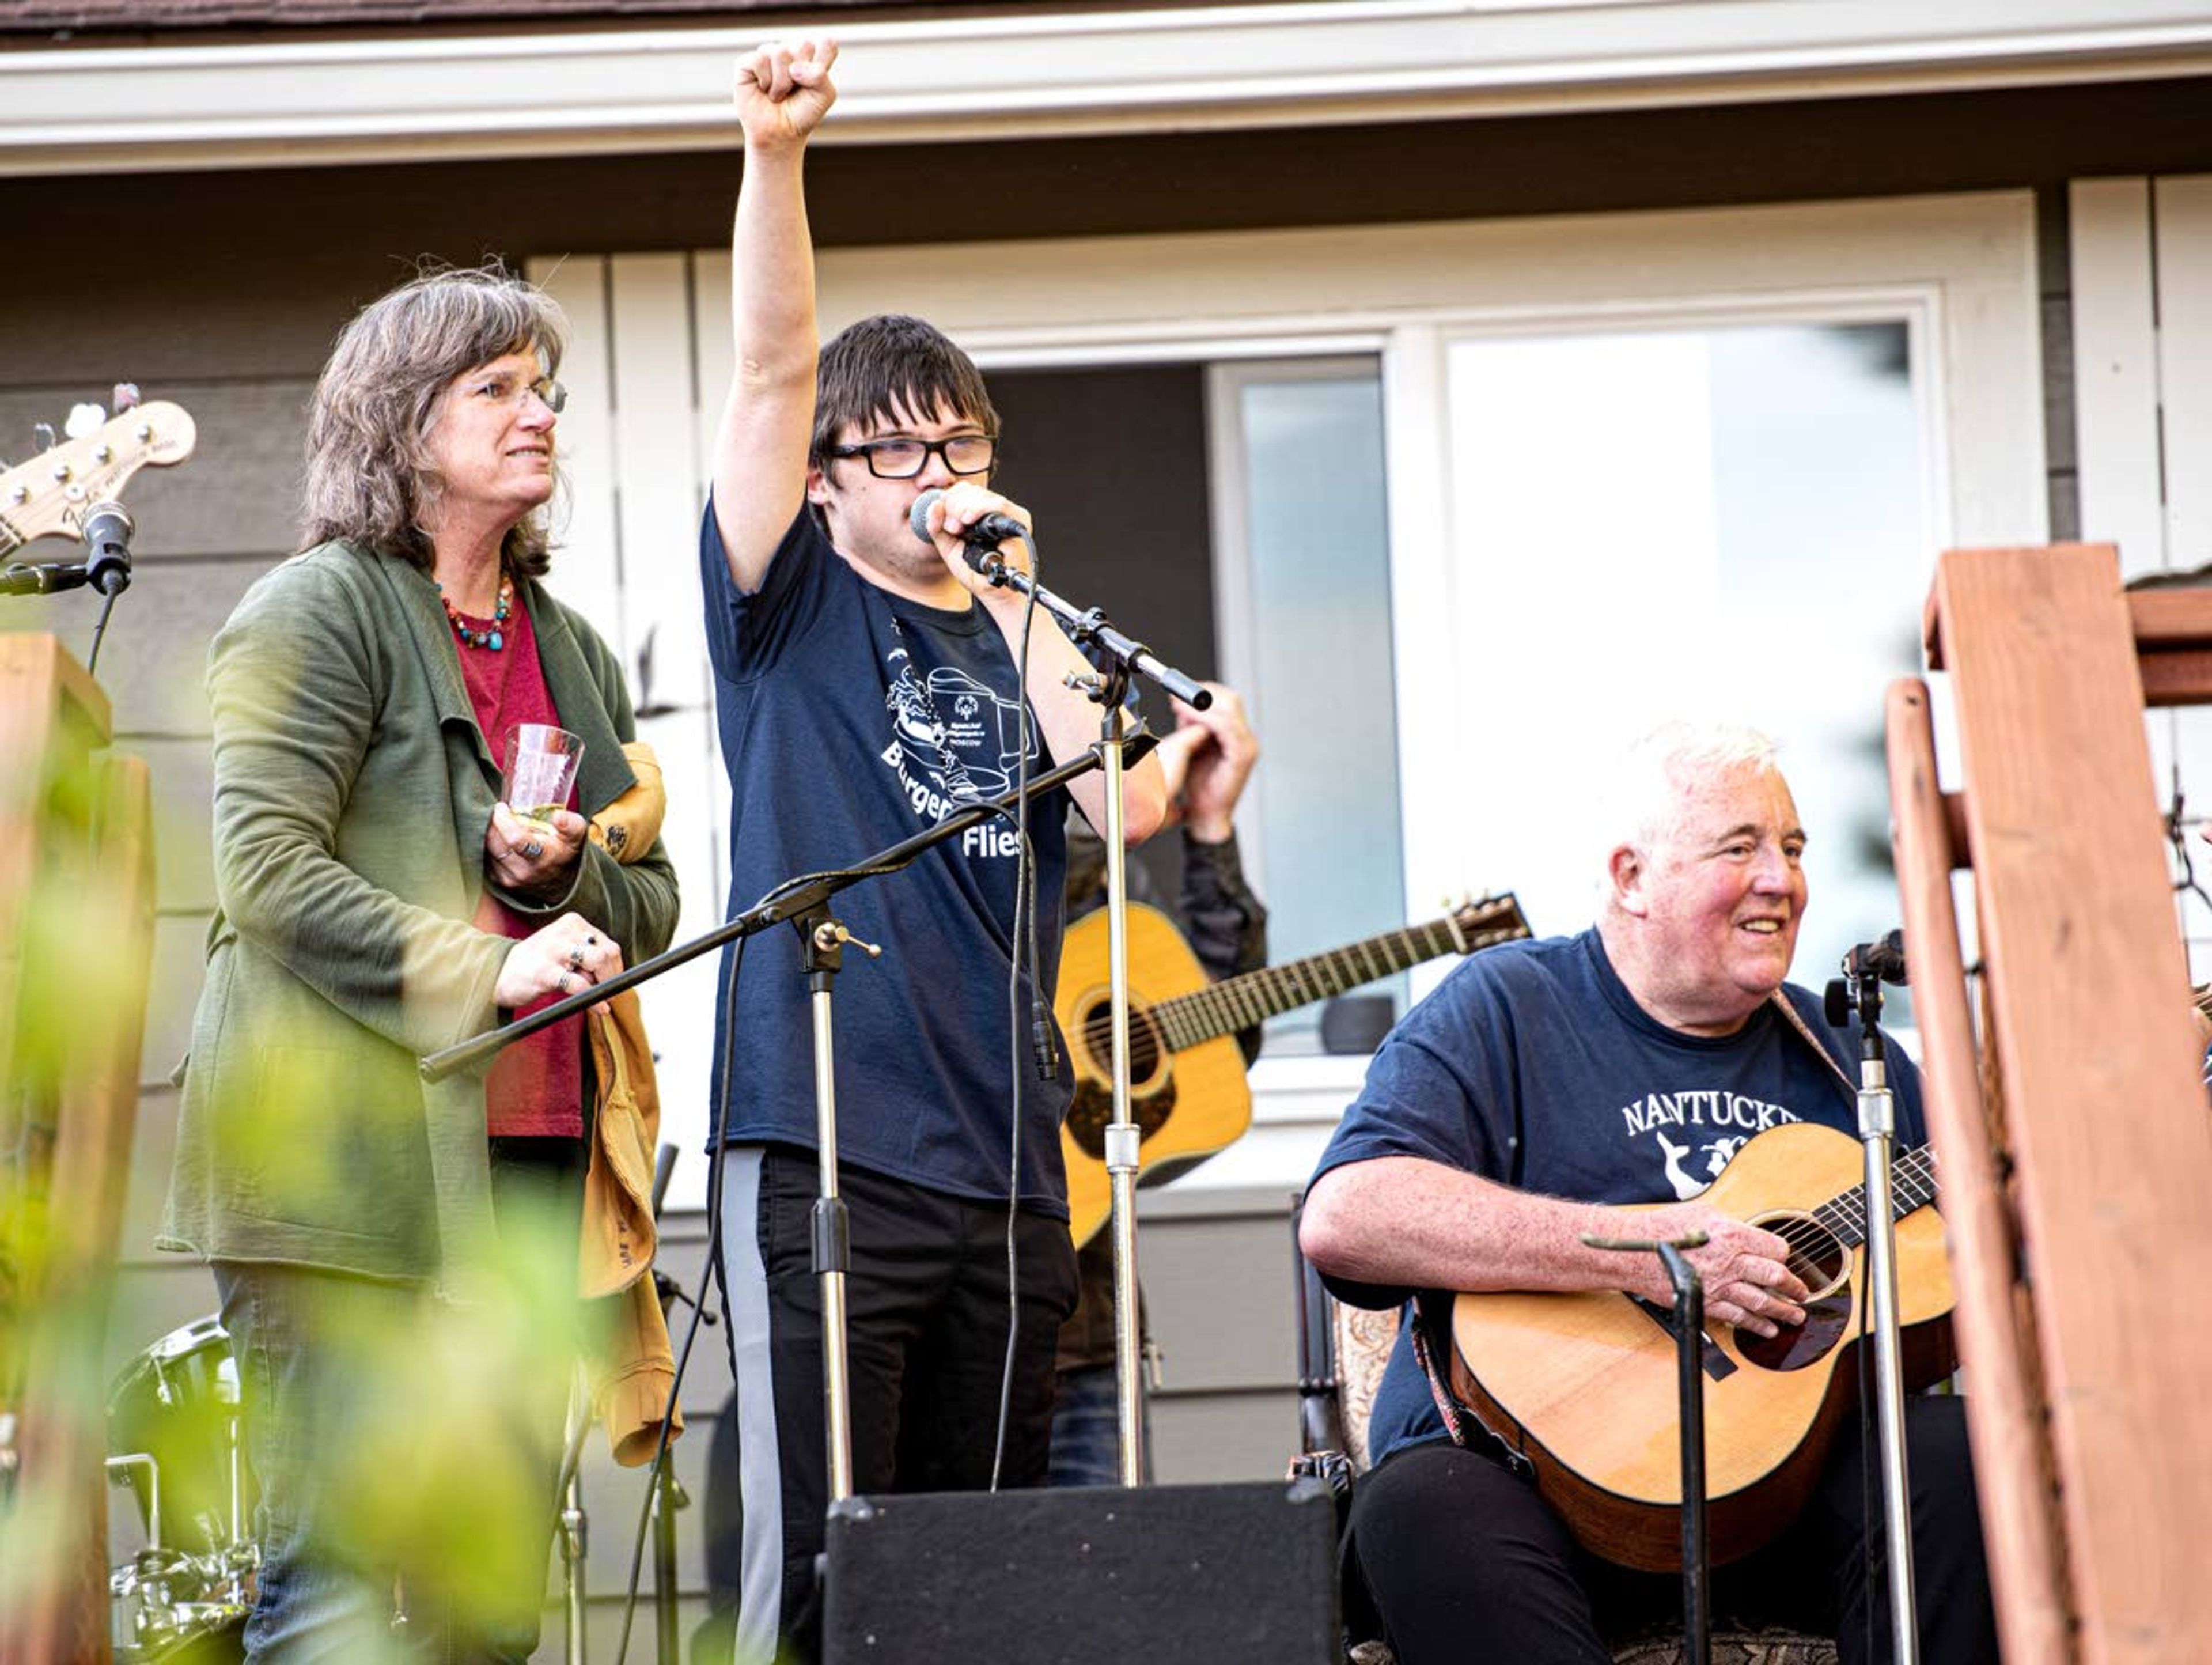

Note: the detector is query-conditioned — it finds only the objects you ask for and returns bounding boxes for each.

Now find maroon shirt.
[456,586,584,1139]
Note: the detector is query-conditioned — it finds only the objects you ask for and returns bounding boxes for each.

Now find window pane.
[1233,370,1405,1042]
[1444,322,1926,1004]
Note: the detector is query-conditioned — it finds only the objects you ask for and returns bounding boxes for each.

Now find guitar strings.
[1085,918,1476,1058]
[1077,902,1532,1064]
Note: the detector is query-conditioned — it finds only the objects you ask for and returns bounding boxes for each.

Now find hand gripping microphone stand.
[1823,930,1919,1665]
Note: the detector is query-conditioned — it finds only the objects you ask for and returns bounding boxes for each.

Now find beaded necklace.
[437,567,514,652]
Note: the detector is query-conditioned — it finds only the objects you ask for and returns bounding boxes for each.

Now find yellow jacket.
[581,743,683,1466]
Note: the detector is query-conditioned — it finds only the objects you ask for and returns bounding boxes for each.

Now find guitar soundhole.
[1077,997,1166,1085]
[1063,997,1176,1160]
[1736,1210,1852,1373]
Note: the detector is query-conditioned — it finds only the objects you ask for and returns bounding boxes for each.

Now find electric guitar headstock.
[0,400,197,560]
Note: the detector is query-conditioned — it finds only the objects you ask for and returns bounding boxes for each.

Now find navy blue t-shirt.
[699,506,1073,1214]
[1309,928,1927,1465]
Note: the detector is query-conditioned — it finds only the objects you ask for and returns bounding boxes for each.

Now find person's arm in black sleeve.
[1160,684,1266,1062]
[1178,830,1267,1061]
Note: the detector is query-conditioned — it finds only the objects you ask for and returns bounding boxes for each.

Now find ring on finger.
[567,943,586,972]
[558,971,572,995]
[521,839,546,861]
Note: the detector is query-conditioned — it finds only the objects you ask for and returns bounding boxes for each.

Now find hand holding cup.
[491,723,586,895]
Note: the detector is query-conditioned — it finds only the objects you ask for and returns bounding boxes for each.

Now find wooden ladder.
[1887,545,2212,1664]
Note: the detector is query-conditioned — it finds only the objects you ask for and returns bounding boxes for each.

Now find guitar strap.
[1766,987,1863,1104]
[1407,1297,1535,1481]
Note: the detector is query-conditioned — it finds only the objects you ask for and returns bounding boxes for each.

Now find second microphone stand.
[1824,948,1920,1665]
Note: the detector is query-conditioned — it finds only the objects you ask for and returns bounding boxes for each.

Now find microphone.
[81,500,135,596]
[908,488,1029,575]
[1846,929,1908,986]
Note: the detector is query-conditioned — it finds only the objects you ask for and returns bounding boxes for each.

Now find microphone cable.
[988,560,1047,1492]
[86,584,123,677]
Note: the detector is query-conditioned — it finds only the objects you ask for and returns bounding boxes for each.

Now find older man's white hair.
[1599,720,1786,869]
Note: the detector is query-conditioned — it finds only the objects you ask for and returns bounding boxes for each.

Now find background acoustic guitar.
[1056,892,1529,1248]
[1449,1119,1955,1572]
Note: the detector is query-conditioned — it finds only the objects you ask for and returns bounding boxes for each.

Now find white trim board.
[4,0,2212,176]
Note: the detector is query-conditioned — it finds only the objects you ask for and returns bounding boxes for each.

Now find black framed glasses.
[828,434,996,479]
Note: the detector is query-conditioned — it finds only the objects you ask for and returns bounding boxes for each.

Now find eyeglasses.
[464,372,567,414]
[828,434,995,479]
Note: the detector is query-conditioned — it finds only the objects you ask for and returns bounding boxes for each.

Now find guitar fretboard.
[1810,1144,1940,1248]
[1149,903,1527,1053]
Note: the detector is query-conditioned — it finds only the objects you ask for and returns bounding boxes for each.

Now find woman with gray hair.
[161,266,679,1660]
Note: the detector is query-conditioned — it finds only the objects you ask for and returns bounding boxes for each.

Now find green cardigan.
[160,540,680,1289]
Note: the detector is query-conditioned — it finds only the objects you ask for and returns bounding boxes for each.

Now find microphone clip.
[1823,929,1907,1039]
[81,499,136,597]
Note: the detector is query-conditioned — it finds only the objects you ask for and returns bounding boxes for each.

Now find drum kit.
[103,1315,255,1663]
[99,1307,692,1664]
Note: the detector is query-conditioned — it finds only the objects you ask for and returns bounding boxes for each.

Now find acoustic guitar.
[1056,892,1529,1248]
[1447,1119,1955,1572]
[0,401,197,557]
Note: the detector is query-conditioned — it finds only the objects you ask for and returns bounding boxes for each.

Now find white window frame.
[1205,354,1396,903]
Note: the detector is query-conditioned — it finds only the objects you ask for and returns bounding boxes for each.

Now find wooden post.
[1891,546,2212,1663]
[0,633,157,1665]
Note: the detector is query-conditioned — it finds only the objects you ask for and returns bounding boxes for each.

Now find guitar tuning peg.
[33,422,55,452]
[113,382,141,413]
[63,403,105,440]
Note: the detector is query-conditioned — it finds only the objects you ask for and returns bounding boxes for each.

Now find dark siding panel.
[1152,1384,1302,1485]
[142,911,210,1088]
[139,736,215,913]
[1143,1210,1296,1397]
[1,556,279,735]
[0,382,313,559]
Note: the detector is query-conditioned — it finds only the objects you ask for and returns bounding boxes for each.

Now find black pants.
[1347,1394,1996,1665]
[711,1144,1080,1663]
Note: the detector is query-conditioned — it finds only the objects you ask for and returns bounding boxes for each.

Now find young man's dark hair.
[808,313,999,470]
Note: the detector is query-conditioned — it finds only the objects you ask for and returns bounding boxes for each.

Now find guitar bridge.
[1626,1295,1737,1382]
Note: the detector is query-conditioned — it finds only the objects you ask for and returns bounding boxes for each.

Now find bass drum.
[107,1314,256,1560]
[108,1315,256,1662]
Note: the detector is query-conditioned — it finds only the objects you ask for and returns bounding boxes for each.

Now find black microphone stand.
[1584,1229,1712,1665]
[0,558,100,595]
[1824,936,1919,1665]
[420,748,1139,1086]
[423,746,1141,1528]
[958,542,1209,1485]
[0,501,134,597]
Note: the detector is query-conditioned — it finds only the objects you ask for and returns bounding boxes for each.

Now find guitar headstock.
[0,402,197,557]
[1446,891,1532,955]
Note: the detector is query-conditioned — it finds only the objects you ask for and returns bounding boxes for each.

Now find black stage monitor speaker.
[821,1478,1339,1664]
